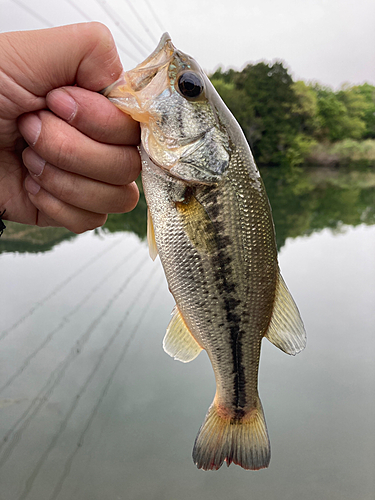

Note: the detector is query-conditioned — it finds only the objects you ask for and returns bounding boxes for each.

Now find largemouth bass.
[103,34,306,470]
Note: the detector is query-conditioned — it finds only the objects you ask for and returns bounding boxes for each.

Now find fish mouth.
[101,33,174,96]
[101,33,177,122]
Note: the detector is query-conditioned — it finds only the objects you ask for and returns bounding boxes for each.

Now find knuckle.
[113,188,130,213]
[86,21,113,42]
[126,184,140,212]
[117,183,139,213]
[108,183,139,214]
[95,111,114,142]
[72,213,107,234]
[53,132,75,170]
[45,200,65,224]
[114,147,141,185]
[56,175,76,203]
[40,164,76,204]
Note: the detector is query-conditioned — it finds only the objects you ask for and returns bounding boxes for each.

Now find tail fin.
[192,398,270,471]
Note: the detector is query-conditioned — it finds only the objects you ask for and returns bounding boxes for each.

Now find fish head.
[103,33,233,184]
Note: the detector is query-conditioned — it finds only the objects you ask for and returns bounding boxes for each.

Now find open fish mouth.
[100,32,176,118]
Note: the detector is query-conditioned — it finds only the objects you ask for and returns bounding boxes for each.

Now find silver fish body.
[104,33,306,470]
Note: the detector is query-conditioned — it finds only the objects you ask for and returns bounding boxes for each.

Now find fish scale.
[104,33,306,470]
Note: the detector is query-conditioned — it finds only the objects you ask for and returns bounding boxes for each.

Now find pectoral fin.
[163,306,203,363]
[175,195,216,255]
[147,208,158,261]
[265,272,306,355]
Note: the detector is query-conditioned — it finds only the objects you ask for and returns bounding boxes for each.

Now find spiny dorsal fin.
[265,272,306,355]
[163,306,203,363]
[147,208,158,261]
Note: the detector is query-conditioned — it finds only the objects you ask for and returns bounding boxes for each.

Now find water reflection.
[0,166,374,499]
[261,165,375,249]
[1,166,374,254]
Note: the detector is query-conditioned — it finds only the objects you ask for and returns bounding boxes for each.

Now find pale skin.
[0,22,141,234]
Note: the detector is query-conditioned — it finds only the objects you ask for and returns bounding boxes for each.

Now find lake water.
[0,168,374,499]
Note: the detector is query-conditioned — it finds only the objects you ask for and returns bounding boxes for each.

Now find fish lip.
[100,32,175,97]
[139,32,174,68]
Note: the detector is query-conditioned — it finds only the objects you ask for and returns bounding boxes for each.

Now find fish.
[103,33,306,471]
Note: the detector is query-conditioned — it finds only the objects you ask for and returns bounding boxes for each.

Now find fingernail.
[20,114,41,147]
[23,148,46,176]
[47,89,77,122]
[25,175,41,195]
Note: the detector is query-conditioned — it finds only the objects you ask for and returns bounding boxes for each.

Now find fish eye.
[177,71,204,98]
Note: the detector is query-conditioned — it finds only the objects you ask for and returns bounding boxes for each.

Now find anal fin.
[265,272,306,355]
[163,306,203,363]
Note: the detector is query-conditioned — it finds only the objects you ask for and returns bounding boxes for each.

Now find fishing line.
[9,0,54,27]
[63,0,139,63]
[93,0,152,57]
[122,0,158,45]
[0,238,123,343]
[143,0,165,34]
[15,268,162,500]
[48,273,164,500]
[0,244,140,396]
[0,253,150,469]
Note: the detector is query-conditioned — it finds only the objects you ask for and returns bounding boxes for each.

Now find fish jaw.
[102,33,175,123]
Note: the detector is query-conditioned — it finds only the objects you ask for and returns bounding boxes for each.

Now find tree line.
[210,63,375,168]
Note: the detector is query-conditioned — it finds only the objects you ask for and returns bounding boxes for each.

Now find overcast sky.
[1,0,374,89]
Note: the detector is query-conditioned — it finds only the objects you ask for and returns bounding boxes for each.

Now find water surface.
[0,168,374,499]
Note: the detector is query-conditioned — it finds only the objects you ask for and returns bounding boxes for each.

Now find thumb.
[1,23,123,96]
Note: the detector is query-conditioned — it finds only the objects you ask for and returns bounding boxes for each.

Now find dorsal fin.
[147,208,158,261]
[163,306,203,363]
[265,272,306,355]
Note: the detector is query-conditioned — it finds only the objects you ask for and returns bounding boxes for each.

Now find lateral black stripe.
[204,187,247,412]
[214,233,246,411]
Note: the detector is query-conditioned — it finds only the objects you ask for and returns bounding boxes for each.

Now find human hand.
[0,23,141,233]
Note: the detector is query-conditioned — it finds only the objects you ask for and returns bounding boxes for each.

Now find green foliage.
[212,62,301,166]
[314,85,369,141]
[210,78,258,144]
[354,83,375,138]
[237,62,298,165]
[0,222,75,254]
[283,134,317,170]
[308,139,375,167]
[210,66,375,168]
[291,81,321,135]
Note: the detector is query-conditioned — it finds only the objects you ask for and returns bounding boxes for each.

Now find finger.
[23,152,139,214]
[18,111,141,185]
[46,86,140,145]
[34,212,64,228]
[2,23,123,96]
[24,176,108,234]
